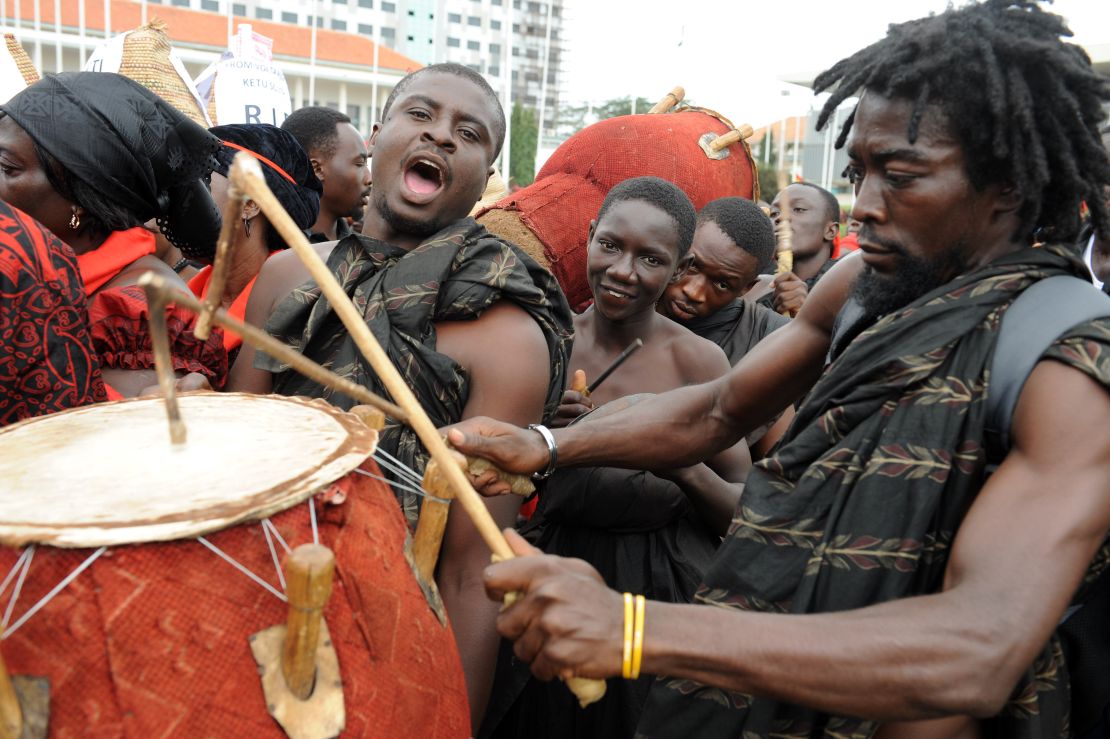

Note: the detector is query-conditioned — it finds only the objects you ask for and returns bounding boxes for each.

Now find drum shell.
[0,463,470,738]
[478,111,758,312]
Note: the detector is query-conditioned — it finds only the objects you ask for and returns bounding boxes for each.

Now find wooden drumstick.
[145,283,187,445]
[194,170,246,341]
[708,124,755,153]
[647,86,684,114]
[281,544,335,700]
[138,273,409,423]
[774,190,795,317]
[0,648,21,739]
[230,152,609,707]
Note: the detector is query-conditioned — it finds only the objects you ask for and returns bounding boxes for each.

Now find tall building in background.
[164,0,564,127]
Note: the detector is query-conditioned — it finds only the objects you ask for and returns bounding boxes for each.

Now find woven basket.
[5,33,39,85]
[117,19,209,126]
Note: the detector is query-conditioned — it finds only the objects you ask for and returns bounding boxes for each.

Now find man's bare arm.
[448,254,862,478]
[485,359,1110,720]
[434,301,552,731]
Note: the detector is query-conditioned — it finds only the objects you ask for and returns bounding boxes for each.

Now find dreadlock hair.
[813,0,1110,243]
[698,197,776,273]
[381,63,507,161]
[793,182,840,227]
[596,176,697,259]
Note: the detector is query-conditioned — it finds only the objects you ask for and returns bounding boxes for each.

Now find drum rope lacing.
[0,451,449,637]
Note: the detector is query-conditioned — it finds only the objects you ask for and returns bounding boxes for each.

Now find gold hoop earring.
[69,211,80,230]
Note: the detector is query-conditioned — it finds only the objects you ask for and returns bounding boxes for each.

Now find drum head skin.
[0,393,378,547]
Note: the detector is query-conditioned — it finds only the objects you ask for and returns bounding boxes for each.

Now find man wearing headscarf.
[188,123,321,357]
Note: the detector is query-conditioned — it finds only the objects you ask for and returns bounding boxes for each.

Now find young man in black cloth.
[281,106,371,241]
[485,176,749,739]
[752,181,841,315]
[230,63,573,730]
[448,2,1110,737]
[657,196,793,456]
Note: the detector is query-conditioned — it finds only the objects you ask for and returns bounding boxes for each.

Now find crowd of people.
[1,0,1109,737]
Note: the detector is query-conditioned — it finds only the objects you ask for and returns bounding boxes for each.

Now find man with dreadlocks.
[447,2,1110,736]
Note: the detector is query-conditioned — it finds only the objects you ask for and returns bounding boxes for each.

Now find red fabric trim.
[221,141,297,184]
[76,228,157,295]
[187,265,259,352]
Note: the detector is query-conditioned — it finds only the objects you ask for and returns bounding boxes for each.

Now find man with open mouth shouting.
[228,62,574,731]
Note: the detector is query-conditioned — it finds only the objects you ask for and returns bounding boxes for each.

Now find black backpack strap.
[985,275,1110,462]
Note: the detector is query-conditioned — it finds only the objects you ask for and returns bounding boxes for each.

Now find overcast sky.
[558,0,1110,129]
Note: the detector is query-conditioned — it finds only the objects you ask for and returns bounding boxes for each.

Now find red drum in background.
[0,467,470,738]
[479,110,759,311]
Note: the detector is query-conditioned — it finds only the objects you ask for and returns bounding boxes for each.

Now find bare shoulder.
[797,251,864,335]
[437,301,548,375]
[250,241,337,319]
[661,317,731,385]
[108,254,188,292]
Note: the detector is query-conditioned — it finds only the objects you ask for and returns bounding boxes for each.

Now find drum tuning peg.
[647,86,685,114]
[250,543,345,738]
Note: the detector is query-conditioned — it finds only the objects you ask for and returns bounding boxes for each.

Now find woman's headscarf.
[0,72,222,259]
[209,123,322,238]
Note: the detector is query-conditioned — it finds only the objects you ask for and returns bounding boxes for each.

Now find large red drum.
[0,396,470,738]
[479,110,759,311]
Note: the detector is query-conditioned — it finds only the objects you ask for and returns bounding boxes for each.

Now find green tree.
[757,132,780,203]
[593,96,654,121]
[510,103,538,187]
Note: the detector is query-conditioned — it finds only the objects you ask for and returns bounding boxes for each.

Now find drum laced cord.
[0,452,445,633]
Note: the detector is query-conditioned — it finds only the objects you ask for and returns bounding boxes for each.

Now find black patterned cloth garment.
[637,244,1110,739]
[260,219,574,525]
[0,201,106,426]
[0,72,222,260]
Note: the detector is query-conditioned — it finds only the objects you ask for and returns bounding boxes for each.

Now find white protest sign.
[194,24,292,126]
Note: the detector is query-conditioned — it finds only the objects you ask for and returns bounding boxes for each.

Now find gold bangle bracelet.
[621,592,634,679]
[630,594,646,679]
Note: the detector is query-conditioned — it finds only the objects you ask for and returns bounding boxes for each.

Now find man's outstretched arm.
[484,358,1110,721]
[447,254,862,480]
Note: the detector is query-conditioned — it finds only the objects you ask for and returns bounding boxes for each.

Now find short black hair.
[698,197,776,273]
[281,106,352,159]
[596,176,697,259]
[380,63,506,161]
[814,0,1110,243]
[794,181,840,225]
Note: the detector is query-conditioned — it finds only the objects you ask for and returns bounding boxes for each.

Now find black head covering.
[0,72,222,259]
[209,123,322,238]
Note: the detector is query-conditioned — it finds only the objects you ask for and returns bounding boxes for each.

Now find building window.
[358,23,373,34]
[331,18,347,30]
[358,0,372,6]
[232,2,246,15]
[512,70,518,80]
[467,16,481,26]
[490,19,501,29]
[315,16,324,26]
[282,11,297,22]
[512,23,520,32]
[406,34,414,41]
[489,42,501,55]
[407,9,414,15]
[488,65,500,77]
[528,1,541,12]
[448,12,460,22]
[382,1,396,11]
[468,63,481,73]
[526,48,538,59]
[347,105,361,129]
[171,0,188,6]
[492,0,502,4]
[200,0,218,10]
[381,26,396,39]
[467,40,480,50]
[256,7,272,18]
[513,0,520,7]
[512,46,519,56]
[447,37,460,47]
[334,0,347,3]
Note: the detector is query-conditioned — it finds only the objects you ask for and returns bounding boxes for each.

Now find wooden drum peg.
[281,544,336,701]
